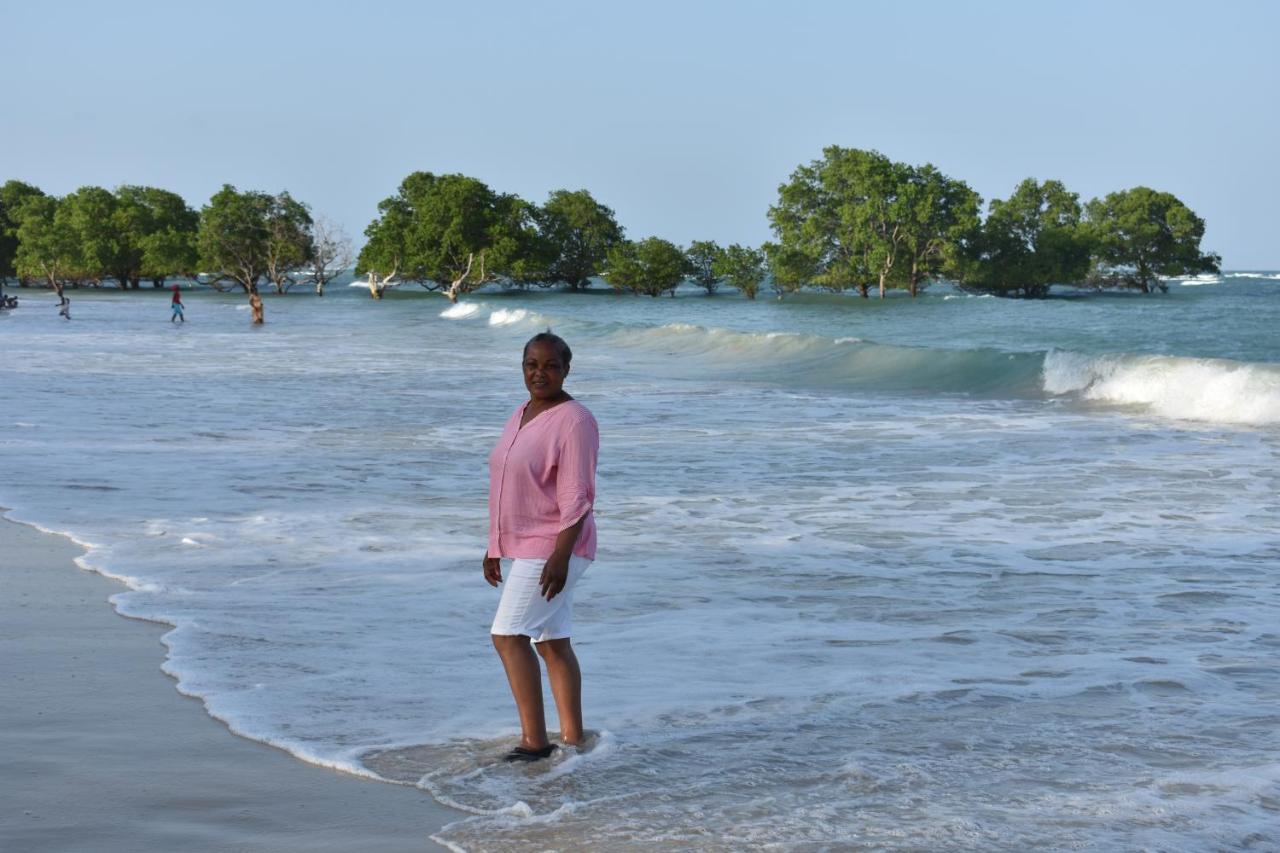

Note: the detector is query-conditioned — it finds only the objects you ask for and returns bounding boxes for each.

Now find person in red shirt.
[484,332,599,762]
[170,284,185,323]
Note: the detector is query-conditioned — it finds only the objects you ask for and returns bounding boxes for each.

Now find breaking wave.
[1042,350,1280,426]
[441,310,1280,427]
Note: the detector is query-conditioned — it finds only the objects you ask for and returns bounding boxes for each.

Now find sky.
[5,0,1278,267]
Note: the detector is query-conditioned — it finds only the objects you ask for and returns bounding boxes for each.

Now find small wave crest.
[488,308,528,326]
[439,302,481,319]
[437,302,549,328]
[488,308,552,328]
[1043,351,1280,426]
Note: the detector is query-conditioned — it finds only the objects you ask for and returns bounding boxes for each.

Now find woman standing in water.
[484,332,599,762]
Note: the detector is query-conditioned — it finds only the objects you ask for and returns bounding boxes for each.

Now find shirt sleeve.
[556,414,598,531]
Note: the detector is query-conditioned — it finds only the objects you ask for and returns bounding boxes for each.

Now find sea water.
[2,275,1278,850]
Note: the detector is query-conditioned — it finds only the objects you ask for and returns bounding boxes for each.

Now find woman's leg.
[536,638,583,745]
[492,634,550,750]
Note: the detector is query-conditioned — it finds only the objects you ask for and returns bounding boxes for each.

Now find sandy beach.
[0,514,458,852]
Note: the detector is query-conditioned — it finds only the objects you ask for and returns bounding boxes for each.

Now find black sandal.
[504,744,557,762]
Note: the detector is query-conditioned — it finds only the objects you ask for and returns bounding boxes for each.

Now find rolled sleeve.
[556,415,598,531]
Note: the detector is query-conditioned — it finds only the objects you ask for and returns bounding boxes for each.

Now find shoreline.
[0,513,458,852]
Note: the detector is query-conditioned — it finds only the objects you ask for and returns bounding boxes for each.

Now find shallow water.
[2,275,1278,850]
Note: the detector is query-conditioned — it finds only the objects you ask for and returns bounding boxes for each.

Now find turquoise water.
[1,272,1277,850]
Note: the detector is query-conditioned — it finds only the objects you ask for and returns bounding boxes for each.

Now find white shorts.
[490,555,591,642]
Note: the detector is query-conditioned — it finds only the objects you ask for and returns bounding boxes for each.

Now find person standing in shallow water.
[170,284,185,323]
[485,332,599,762]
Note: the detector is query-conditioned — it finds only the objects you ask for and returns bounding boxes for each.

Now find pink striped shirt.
[487,399,599,561]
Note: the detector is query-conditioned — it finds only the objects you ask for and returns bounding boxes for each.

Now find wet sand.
[0,515,459,852]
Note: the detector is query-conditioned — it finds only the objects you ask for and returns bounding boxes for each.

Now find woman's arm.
[542,415,598,599]
[539,516,586,600]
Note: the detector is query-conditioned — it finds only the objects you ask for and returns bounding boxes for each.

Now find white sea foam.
[488,308,529,326]
[346,280,401,288]
[1225,272,1280,280]
[1043,350,1280,425]
[440,302,481,319]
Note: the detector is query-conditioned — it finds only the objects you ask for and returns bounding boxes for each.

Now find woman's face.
[523,341,569,402]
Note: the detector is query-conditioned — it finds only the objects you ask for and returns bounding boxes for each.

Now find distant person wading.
[170,285,185,323]
[484,332,600,762]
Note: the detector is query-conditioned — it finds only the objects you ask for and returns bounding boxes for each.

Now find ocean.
[2,273,1278,850]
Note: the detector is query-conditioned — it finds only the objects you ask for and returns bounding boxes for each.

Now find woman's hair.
[523,331,572,366]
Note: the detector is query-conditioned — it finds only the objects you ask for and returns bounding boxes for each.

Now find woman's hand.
[483,555,503,587]
[540,552,571,600]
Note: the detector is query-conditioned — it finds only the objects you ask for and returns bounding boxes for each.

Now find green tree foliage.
[197,184,275,297]
[713,243,766,300]
[1,180,46,283]
[539,189,623,289]
[492,195,549,289]
[5,182,198,292]
[53,185,200,290]
[768,147,902,298]
[14,195,79,293]
[263,191,315,294]
[1084,187,1219,293]
[685,240,725,294]
[604,237,686,297]
[897,164,981,297]
[59,186,123,285]
[761,242,818,298]
[769,147,979,298]
[954,179,1092,298]
[115,185,199,287]
[357,172,542,302]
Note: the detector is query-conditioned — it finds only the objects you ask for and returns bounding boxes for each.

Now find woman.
[484,331,599,762]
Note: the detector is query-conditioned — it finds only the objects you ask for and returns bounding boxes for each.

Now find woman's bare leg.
[492,634,550,749]
[535,638,583,745]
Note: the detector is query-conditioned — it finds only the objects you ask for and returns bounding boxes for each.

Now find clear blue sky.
[6,0,1278,267]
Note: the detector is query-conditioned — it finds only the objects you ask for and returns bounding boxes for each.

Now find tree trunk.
[445,253,475,303]
[366,270,396,299]
[878,271,888,299]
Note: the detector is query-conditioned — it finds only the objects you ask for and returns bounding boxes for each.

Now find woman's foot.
[504,744,557,762]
